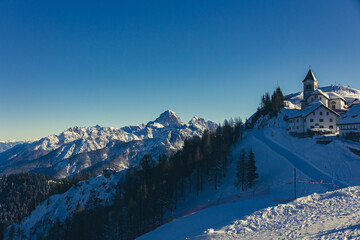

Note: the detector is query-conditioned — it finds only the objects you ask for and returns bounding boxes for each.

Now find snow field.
[198,186,360,240]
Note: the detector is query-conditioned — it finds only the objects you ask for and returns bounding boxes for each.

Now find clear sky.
[1,0,360,141]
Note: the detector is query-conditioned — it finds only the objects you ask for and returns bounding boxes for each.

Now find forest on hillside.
[247,87,284,128]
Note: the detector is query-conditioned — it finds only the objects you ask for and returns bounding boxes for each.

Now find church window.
[319,119,324,122]
[329,125,334,129]
[330,119,333,122]
[332,105,336,109]
[310,119,314,122]
[320,112,323,116]
[320,97,322,100]
[326,112,329,115]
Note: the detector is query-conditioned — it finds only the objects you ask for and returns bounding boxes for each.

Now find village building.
[288,103,339,135]
[337,103,360,139]
[301,69,347,111]
[288,69,345,135]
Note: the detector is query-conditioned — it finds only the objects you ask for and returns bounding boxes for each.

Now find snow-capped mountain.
[0,110,216,178]
[0,140,27,153]
[151,109,182,126]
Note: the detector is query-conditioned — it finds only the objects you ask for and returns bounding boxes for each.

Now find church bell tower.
[302,68,318,101]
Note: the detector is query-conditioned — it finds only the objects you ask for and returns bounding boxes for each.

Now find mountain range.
[0,110,217,179]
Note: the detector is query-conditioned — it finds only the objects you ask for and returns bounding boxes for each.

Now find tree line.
[247,87,284,128]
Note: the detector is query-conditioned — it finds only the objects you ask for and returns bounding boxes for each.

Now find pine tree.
[270,87,285,117]
[247,148,259,188]
[235,149,247,191]
[264,92,271,114]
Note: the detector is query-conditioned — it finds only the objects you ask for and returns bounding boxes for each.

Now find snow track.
[198,186,360,240]
[253,130,348,190]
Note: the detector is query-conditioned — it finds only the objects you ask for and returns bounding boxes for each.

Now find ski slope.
[253,130,348,190]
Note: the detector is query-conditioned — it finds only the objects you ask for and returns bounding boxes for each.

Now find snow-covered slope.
[5,170,122,239]
[0,110,216,178]
[138,127,360,240]
[199,186,360,240]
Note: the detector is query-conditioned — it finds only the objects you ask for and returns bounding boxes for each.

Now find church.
[300,70,347,111]
[288,69,344,135]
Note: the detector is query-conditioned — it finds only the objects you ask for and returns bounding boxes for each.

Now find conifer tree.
[235,149,247,191]
[247,148,259,188]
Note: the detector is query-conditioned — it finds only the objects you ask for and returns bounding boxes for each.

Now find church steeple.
[303,68,318,100]
[302,69,317,82]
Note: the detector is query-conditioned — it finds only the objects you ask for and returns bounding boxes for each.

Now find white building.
[337,103,360,139]
[288,69,345,135]
[288,103,339,134]
[301,69,347,111]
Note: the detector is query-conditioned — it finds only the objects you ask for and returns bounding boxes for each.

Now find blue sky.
[1,0,360,140]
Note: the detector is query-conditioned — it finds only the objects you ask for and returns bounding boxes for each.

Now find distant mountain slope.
[0,110,216,178]
[0,140,26,153]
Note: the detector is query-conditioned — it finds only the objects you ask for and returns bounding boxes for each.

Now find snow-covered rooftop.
[287,104,339,119]
[327,92,346,101]
[309,89,329,99]
[337,104,360,125]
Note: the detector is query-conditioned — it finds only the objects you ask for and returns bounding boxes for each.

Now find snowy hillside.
[198,186,360,240]
[5,170,122,239]
[138,127,360,240]
[0,110,216,178]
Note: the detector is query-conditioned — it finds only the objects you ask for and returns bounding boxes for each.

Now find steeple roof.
[302,69,317,82]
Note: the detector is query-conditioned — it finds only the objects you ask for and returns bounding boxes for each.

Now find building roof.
[337,104,360,125]
[309,89,329,99]
[302,69,317,82]
[288,103,340,119]
[307,98,326,106]
[349,99,360,107]
[327,92,346,102]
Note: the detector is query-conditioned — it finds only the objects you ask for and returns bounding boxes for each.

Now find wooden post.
[294,168,297,200]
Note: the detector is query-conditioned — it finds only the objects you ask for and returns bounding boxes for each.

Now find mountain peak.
[189,116,205,124]
[154,110,182,126]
